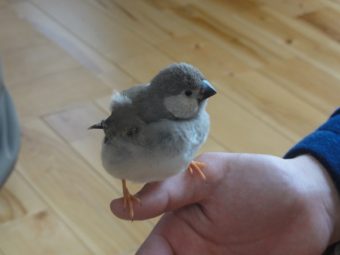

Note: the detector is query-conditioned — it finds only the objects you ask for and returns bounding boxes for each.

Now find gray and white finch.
[90,63,216,218]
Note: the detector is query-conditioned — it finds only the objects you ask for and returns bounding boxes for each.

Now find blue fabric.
[284,108,340,193]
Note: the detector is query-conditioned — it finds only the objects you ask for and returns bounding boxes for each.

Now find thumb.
[110,170,208,220]
[110,152,229,220]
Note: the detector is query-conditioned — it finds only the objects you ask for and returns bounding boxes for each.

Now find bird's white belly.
[101,144,190,183]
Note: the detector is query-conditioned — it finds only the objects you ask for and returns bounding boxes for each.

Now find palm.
[111,153,333,255]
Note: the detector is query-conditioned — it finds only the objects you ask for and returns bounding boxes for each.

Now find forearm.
[288,155,340,245]
[284,108,340,249]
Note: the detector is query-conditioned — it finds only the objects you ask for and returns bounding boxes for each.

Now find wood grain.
[260,58,340,114]
[0,210,93,255]
[0,171,46,224]
[0,171,92,255]
[252,0,322,16]
[0,7,49,52]
[300,7,340,42]
[8,68,111,121]
[217,71,326,137]
[3,43,79,86]
[29,0,155,62]
[12,1,136,89]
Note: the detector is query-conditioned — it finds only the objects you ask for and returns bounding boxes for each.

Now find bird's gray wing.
[121,84,149,101]
[118,84,168,123]
[109,84,147,112]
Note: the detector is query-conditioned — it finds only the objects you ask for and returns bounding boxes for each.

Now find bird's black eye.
[185,90,192,97]
[126,127,139,137]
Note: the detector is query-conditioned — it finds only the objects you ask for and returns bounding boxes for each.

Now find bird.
[89,63,216,219]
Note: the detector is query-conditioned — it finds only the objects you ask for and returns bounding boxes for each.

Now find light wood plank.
[2,43,79,86]
[214,71,327,138]
[12,1,136,89]
[144,0,294,68]
[195,0,294,61]
[143,0,263,68]
[0,210,92,255]
[24,0,179,85]
[159,34,250,78]
[0,171,93,255]
[187,0,258,12]
[88,0,191,45]
[119,49,174,83]
[239,6,340,79]
[259,58,340,115]
[95,95,113,113]
[0,171,46,224]
[44,104,107,143]
[0,7,49,52]
[208,93,293,156]
[299,7,340,42]
[252,0,322,16]
[8,67,110,121]
[30,0,155,62]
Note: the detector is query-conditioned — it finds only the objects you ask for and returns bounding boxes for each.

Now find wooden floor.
[0,0,339,254]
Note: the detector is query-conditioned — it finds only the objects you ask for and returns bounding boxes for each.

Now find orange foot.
[122,179,140,220]
[187,161,207,181]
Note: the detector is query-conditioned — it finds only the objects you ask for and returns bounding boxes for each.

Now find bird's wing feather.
[121,84,149,100]
[110,91,132,110]
[110,84,148,110]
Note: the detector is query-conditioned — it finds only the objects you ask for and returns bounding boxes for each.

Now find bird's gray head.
[149,63,216,119]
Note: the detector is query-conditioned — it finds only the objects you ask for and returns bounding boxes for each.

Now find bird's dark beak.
[200,80,217,100]
[88,120,106,130]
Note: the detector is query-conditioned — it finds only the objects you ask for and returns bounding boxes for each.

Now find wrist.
[288,155,340,245]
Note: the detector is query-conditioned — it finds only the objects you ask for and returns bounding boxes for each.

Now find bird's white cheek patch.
[164,94,198,119]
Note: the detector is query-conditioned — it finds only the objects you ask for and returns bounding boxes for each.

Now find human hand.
[110,153,340,255]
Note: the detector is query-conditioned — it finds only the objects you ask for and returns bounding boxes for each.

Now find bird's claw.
[122,180,140,220]
[188,161,207,180]
[123,193,140,220]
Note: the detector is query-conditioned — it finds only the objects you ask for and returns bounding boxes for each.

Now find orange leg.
[187,161,207,180]
[122,179,140,220]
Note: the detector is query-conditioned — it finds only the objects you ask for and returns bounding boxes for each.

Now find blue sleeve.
[284,108,340,193]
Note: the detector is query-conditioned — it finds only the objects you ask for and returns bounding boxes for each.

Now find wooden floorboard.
[0,171,93,255]
[1,0,339,254]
